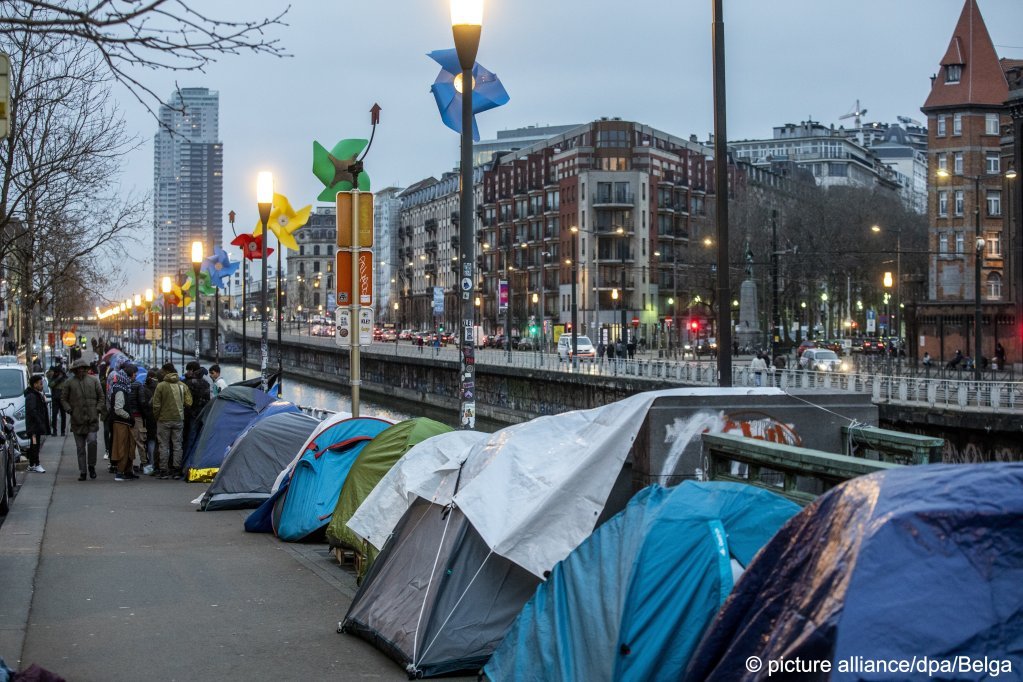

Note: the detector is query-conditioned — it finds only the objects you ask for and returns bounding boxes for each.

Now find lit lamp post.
[161,277,172,365]
[451,0,483,429]
[883,271,894,343]
[191,241,203,361]
[821,292,829,339]
[872,224,902,352]
[256,171,274,393]
[145,289,154,365]
[133,293,142,357]
[612,287,620,347]
[531,291,539,353]
[569,226,579,364]
[667,297,674,354]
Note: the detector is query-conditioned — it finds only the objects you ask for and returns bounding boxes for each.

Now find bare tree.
[0,0,289,118]
[0,26,146,368]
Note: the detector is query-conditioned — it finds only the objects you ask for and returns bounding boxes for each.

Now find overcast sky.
[113,0,1023,299]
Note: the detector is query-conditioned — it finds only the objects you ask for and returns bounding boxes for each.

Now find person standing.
[124,364,150,475]
[143,369,159,475]
[62,359,107,480]
[23,375,50,473]
[109,367,137,481]
[750,353,768,387]
[183,362,210,456]
[152,362,191,480]
[47,363,68,436]
[208,364,228,397]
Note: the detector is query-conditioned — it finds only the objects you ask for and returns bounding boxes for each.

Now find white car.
[557,334,596,361]
[0,360,29,449]
[799,348,848,372]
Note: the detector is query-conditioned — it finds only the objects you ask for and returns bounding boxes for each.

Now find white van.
[557,334,596,361]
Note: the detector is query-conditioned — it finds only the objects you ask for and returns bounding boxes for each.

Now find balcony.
[424,240,438,253]
[592,192,635,206]
[594,217,635,234]
[424,218,438,234]
[424,263,437,275]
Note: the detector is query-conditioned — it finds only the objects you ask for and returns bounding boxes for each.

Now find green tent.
[326,417,452,579]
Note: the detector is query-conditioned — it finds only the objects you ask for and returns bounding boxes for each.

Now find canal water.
[214,362,503,433]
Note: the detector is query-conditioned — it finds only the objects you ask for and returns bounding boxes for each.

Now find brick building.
[916,0,1021,365]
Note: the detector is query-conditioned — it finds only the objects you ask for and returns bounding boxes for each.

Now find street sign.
[631,317,640,327]
[336,251,373,306]
[358,307,373,345]
[61,331,77,347]
[336,191,374,247]
[433,287,444,315]
[336,307,352,347]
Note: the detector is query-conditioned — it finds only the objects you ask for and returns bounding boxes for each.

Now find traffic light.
[690,319,699,332]
[438,324,445,333]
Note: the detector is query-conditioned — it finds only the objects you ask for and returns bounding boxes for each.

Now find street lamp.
[883,271,893,344]
[531,291,539,352]
[820,292,829,339]
[133,293,142,358]
[568,226,580,363]
[161,276,171,365]
[451,0,483,429]
[871,223,902,349]
[144,288,154,365]
[256,171,274,393]
[191,240,203,361]
[612,287,620,345]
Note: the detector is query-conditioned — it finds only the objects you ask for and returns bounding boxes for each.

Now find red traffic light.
[690,320,699,331]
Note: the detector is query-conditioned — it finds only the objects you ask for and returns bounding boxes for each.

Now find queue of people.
[30,339,221,483]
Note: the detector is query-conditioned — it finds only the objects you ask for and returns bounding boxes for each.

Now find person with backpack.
[152,362,192,480]
[47,362,68,436]
[183,361,211,457]
[124,364,152,475]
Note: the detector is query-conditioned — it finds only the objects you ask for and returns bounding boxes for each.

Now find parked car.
[0,360,31,450]
[488,334,508,349]
[399,329,414,341]
[799,348,848,372]
[557,334,596,361]
[860,338,884,354]
[518,336,540,351]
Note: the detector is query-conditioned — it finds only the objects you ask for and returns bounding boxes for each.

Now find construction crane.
[839,100,868,128]
[897,115,924,128]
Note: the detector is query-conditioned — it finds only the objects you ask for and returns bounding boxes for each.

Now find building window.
[314,245,321,256]
[937,116,946,136]
[987,190,1001,216]
[938,191,948,216]
[299,262,305,274]
[952,113,962,135]
[937,152,947,171]
[985,113,999,135]
[987,233,1002,258]
[986,272,1002,299]
[946,65,962,83]
[955,231,964,254]
[300,245,305,256]
[313,261,320,273]
[985,152,1000,174]
[953,152,963,173]
[313,292,320,307]
[939,233,949,254]
[954,190,964,216]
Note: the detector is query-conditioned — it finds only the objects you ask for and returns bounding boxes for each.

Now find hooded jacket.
[151,372,192,422]
[60,371,106,435]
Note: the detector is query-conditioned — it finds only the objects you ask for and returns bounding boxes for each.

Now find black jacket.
[24,387,50,437]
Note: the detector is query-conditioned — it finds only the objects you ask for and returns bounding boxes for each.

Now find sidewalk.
[0,434,410,681]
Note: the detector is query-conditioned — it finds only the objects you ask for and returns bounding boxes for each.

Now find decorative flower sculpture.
[184,271,217,299]
[170,283,189,308]
[253,193,311,251]
[201,246,240,289]
[312,138,372,201]
[231,232,274,261]
[428,48,510,142]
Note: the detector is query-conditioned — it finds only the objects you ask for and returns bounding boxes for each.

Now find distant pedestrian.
[62,358,107,481]
[31,355,43,373]
[124,364,151,474]
[750,353,768,387]
[607,341,616,361]
[209,364,228,397]
[183,361,211,456]
[23,375,49,473]
[47,363,68,436]
[417,335,424,353]
[615,339,625,360]
[995,343,1006,370]
[627,339,636,359]
[152,362,192,480]
[597,341,606,362]
[946,349,963,370]
[143,369,159,474]
[773,354,787,371]
[922,352,932,368]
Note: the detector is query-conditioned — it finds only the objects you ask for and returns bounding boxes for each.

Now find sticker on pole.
[336,307,352,348]
[358,307,373,345]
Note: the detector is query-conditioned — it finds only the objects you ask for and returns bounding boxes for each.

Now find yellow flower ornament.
[253,192,311,251]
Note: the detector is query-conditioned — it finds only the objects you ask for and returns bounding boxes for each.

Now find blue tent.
[485,482,799,682]
[184,385,299,482]
[684,463,1023,681]
[244,417,392,540]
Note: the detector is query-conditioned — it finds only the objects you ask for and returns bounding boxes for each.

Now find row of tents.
[188,383,1023,680]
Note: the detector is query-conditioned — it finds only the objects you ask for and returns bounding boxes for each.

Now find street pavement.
[0,434,418,681]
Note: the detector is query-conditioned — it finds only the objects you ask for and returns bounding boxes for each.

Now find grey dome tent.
[199,411,320,511]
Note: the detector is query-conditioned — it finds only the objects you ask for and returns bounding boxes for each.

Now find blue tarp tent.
[485,482,799,682]
[684,463,1023,681]
[244,417,392,540]
[183,385,299,481]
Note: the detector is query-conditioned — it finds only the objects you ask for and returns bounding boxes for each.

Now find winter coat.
[61,373,107,435]
[151,373,192,422]
[184,372,210,418]
[23,387,49,437]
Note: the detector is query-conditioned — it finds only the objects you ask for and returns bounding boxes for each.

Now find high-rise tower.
[153,87,223,279]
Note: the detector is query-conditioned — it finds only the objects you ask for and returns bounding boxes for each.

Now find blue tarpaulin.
[485,482,799,681]
[684,463,1023,681]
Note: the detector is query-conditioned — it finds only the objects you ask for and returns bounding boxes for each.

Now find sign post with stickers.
[336,190,373,418]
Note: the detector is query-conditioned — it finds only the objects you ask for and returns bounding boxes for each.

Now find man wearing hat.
[61,358,107,480]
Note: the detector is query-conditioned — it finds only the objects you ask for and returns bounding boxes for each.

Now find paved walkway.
[0,434,411,681]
